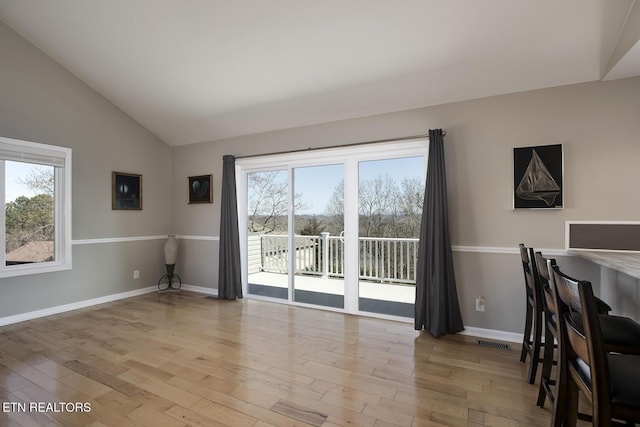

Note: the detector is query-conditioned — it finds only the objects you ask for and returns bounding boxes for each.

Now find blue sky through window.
[294,156,424,215]
[5,161,47,202]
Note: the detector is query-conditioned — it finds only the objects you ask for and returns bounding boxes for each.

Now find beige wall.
[175,76,640,246]
[173,76,640,333]
[0,22,172,317]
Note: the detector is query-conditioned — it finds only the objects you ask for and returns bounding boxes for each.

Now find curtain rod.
[234,130,445,160]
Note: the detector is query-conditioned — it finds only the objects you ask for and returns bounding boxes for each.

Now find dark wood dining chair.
[518,244,544,384]
[534,252,612,410]
[534,252,559,408]
[551,266,640,426]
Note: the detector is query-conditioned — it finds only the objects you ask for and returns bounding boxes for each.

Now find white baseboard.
[181,284,218,296]
[0,284,219,327]
[0,286,157,327]
[459,326,523,344]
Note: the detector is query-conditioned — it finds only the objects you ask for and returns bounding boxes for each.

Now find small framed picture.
[188,174,213,204]
[513,144,563,209]
[112,172,142,210]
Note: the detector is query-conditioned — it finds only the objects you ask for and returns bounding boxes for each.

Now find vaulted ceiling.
[1,0,639,146]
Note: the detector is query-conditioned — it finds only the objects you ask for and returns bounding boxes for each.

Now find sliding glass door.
[292,164,345,309]
[246,169,290,299]
[357,156,424,317]
[239,139,426,320]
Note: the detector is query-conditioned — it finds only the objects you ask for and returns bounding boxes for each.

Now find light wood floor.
[0,291,557,427]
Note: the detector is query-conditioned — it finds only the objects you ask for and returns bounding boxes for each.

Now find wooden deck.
[0,291,572,426]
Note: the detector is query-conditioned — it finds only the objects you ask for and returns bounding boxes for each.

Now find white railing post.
[321,232,330,278]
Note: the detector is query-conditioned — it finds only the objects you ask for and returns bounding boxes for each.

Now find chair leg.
[564,376,580,427]
[537,324,555,407]
[527,302,543,384]
[520,300,533,363]
[551,327,568,427]
[551,367,564,427]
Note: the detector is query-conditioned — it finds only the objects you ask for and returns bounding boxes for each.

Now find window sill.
[0,262,72,278]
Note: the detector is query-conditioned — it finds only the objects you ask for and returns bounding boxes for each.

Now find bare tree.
[247,171,305,233]
[395,177,424,237]
[358,173,397,237]
[324,179,344,235]
[325,174,424,238]
[248,169,423,238]
[17,166,54,196]
[298,215,326,236]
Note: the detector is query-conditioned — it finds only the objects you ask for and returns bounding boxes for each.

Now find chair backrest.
[577,280,611,419]
[519,244,541,304]
[534,251,554,285]
[550,264,612,419]
[550,263,581,318]
[535,252,557,316]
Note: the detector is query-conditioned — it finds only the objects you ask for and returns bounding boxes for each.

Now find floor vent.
[477,339,511,350]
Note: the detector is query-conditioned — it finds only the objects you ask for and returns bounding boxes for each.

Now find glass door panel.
[292,164,345,308]
[246,170,289,299]
[357,156,424,317]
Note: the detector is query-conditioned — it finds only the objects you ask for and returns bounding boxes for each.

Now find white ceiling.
[0,0,638,146]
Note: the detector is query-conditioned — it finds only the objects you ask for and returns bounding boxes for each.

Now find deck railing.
[248,233,418,285]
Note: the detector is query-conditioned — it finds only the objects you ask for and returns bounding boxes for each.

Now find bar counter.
[569,249,640,320]
[569,250,640,280]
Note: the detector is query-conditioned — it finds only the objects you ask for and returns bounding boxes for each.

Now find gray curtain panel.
[414,129,464,337]
[218,154,243,299]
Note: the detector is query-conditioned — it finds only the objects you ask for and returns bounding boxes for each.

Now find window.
[0,136,72,277]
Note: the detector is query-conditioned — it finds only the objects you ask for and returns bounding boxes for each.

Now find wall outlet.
[133,270,140,279]
[475,297,485,312]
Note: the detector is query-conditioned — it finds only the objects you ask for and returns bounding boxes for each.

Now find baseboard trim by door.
[180,284,218,296]
[459,326,523,343]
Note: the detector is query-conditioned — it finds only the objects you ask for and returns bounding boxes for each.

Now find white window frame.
[0,136,72,278]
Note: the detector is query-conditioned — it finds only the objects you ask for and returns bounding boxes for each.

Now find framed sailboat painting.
[513,144,563,209]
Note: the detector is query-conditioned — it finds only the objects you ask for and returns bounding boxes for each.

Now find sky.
[292,156,424,215]
[4,161,49,202]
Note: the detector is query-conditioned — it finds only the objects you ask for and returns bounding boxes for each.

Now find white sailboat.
[516,149,561,206]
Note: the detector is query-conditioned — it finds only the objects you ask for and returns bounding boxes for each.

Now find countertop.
[569,250,640,279]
